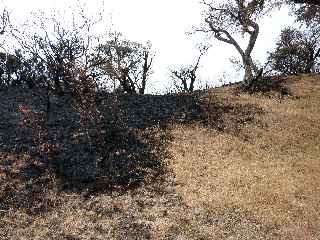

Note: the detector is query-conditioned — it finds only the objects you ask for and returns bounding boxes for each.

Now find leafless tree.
[10,7,104,94]
[197,0,273,89]
[0,8,9,50]
[95,33,154,94]
[171,46,208,93]
[140,47,154,94]
[5,5,106,117]
[0,8,9,35]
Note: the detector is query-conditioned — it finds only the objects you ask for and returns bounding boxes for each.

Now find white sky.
[1,0,295,93]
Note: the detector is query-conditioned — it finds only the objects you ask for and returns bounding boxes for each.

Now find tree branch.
[205,18,245,59]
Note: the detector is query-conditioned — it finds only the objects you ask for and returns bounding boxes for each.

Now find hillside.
[0,74,320,239]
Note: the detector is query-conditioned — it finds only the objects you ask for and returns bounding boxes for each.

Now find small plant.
[71,68,104,151]
[19,105,45,148]
[18,105,58,164]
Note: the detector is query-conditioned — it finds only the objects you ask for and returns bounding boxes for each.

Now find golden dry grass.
[168,74,320,239]
[1,74,320,239]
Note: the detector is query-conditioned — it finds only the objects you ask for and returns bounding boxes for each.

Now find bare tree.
[197,0,273,89]
[95,34,154,94]
[0,8,9,51]
[10,7,104,93]
[0,9,9,35]
[4,5,106,118]
[171,46,208,93]
[140,47,154,94]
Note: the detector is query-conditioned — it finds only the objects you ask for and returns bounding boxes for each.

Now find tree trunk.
[0,68,4,85]
[139,51,151,95]
[242,56,257,86]
[304,60,314,73]
[45,86,51,120]
[188,72,196,93]
[243,63,254,86]
[305,48,320,73]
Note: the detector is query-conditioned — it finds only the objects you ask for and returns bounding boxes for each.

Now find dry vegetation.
[1,74,320,239]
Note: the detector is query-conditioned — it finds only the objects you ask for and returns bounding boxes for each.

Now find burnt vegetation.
[0,0,320,239]
[0,0,318,195]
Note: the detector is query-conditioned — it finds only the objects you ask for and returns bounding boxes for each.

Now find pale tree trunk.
[205,17,260,88]
[242,56,258,85]
[243,59,254,85]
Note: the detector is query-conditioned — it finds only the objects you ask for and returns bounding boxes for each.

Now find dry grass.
[169,74,320,239]
[1,74,320,239]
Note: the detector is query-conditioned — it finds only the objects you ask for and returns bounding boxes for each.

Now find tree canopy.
[267,26,320,75]
[198,0,272,87]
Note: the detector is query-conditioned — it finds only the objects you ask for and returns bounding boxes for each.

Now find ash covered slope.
[0,74,319,239]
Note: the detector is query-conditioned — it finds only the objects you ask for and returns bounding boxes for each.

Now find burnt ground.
[0,75,308,239]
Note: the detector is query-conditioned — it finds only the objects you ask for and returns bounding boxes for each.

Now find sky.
[1,0,295,93]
